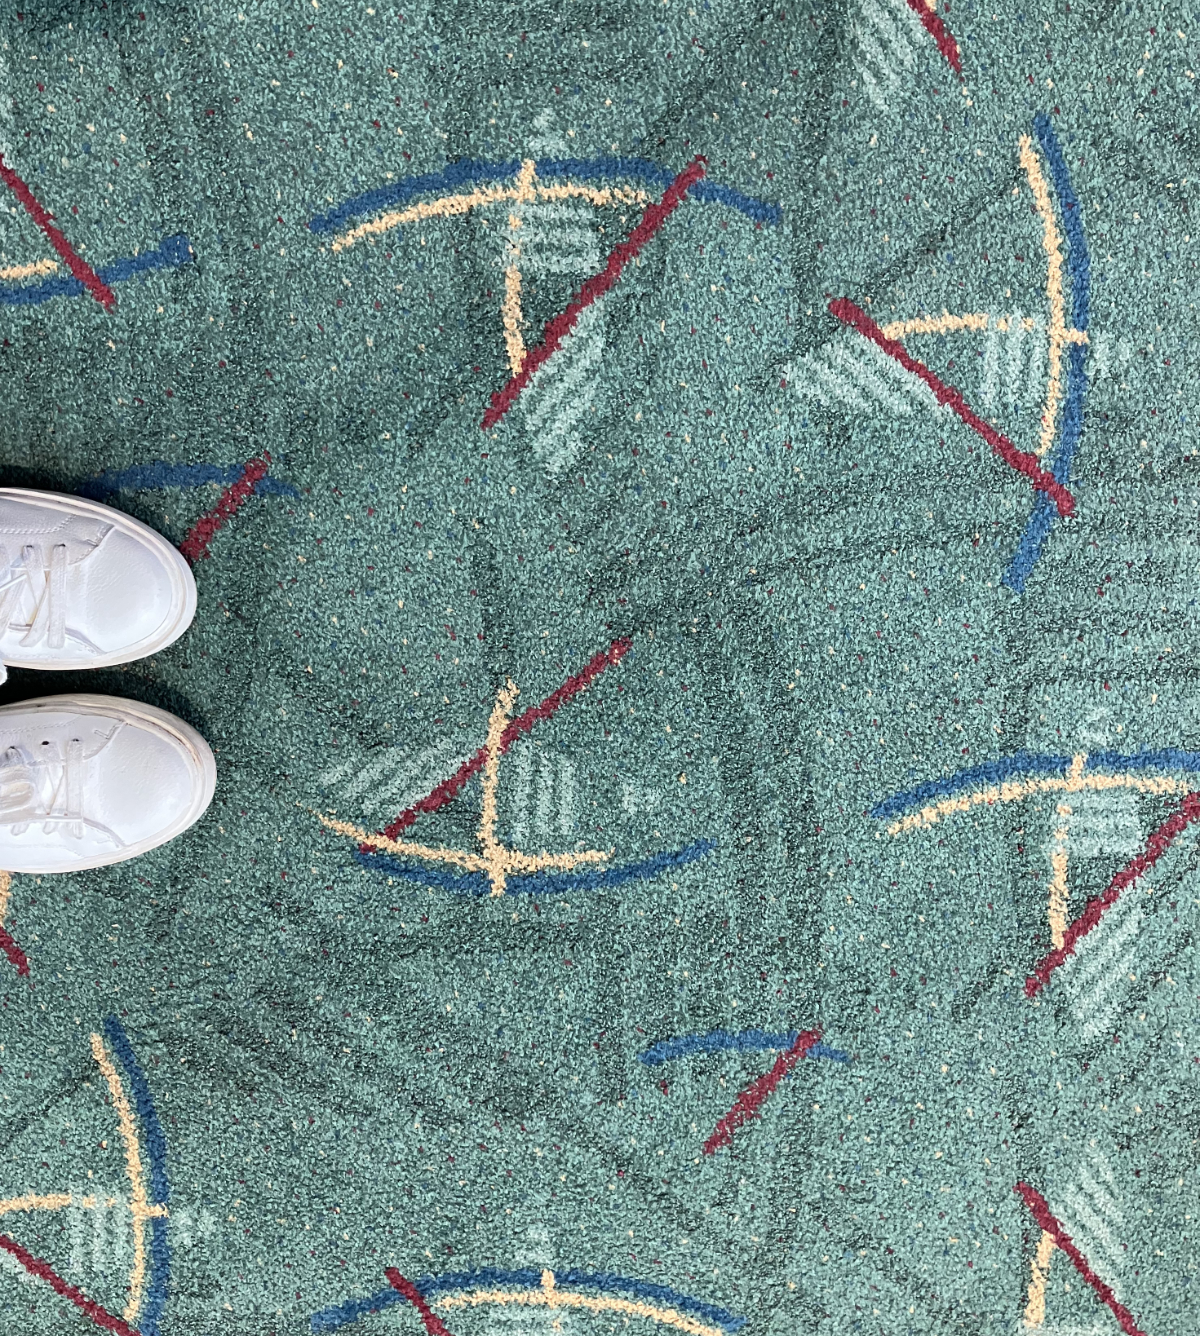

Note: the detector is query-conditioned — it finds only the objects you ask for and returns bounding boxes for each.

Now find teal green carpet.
[0,1,1194,1332]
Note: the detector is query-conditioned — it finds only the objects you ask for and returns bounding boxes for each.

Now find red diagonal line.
[0,152,116,310]
[481,156,707,430]
[0,925,30,977]
[178,453,271,564]
[0,1232,140,1336]
[377,636,632,842]
[827,298,1075,518]
[1013,1182,1147,1336]
[904,0,963,73]
[702,1027,821,1155]
[1026,789,1200,997]
[385,1268,458,1336]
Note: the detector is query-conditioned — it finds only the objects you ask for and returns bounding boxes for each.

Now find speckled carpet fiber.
[0,1,1195,1332]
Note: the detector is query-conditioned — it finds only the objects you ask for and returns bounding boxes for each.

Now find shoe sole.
[0,488,197,671]
[0,693,216,872]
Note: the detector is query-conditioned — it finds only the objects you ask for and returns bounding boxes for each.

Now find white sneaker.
[0,695,216,873]
[0,489,196,682]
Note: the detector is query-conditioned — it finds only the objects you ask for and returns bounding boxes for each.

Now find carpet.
[0,1,1193,1333]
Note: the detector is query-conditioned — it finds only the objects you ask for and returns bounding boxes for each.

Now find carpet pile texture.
[0,1,1194,1332]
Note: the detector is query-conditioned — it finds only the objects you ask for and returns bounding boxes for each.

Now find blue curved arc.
[354,838,717,896]
[873,749,1200,822]
[310,1267,746,1334]
[640,1028,850,1066]
[0,233,194,308]
[308,157,781,235]
[1003,114,1091,593]
[104,1016,170,1336]
[870,751,1073,820]
[76,461,299,501]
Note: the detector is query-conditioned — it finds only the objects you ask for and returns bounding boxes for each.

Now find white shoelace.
[0,732,126,846]
[0,530,111,669]
[0,543,68,650]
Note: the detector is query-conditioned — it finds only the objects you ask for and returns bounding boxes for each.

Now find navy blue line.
[1004,340,1087,592]
[308,160,521,233]
[1003,483,1059,593]
[354,839,717,897]
[0,234,194,308]
[1003,114,1091,593]
[308,157,780,234]
[534,155,676,191]
[78,463,242,498]
[871,751,1073,820]
[310,1268,745,1334]
[807,1042,851,1063]
[1034,113,1089,333]
[104,1016,170,1336]
[506,839,716,894]
[639,1028,850,1065]
[76,461,299,501]
[688,179,783,225]
[311,1288,404,1332]
[353,849,490,895]
[1082,748,1200,774]
[640,1028,797,1064]
[255,477,299,496]
[874,749,1200,821]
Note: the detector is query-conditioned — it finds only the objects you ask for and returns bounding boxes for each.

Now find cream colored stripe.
[437,1284,725,1336]
[501,160,537,375]
[1048,814,1070,950]
[879,311,990,339]
[1023,1229,1056,1326]
[0,258,57,281]
[0,1191,164,1219]
[502,262,525,375]
[1019,134,1069,458]
[89,1033,149,1323]
[887,768,1188,836]
[316,812,490,872]
[0,1193,73,1216]
[480,682,519,896]
[330,181,647,252]
[502,846,610,873]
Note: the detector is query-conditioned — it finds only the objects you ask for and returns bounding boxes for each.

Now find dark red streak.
[1013,1183,1146,1336]
[904,0,963,73]
[0,152,116,310]
[827,298,1075,518]
[703,1028,821,1155]
[0,926,30,976]
[1026,790,1200,997]
[481,157,707,430]
[179,454,271,564]
[376,636,632,842]
[0,1233,140,1336]
[385,1268,458,1336]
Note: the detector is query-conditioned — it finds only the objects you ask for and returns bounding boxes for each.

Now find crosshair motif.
[638,1026,850,1156]
[315,638,715,897]
[319,679,613,896]
[873,748,1200,951]
[808,114,1090,591]
[308,153,781,450]
[0,1017,171,1336]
